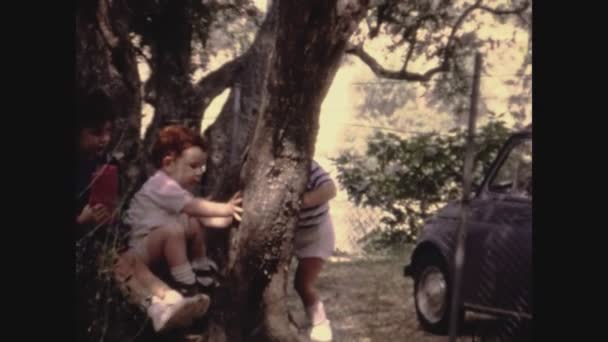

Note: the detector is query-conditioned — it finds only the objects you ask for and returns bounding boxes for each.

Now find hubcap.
[416,266,448,323]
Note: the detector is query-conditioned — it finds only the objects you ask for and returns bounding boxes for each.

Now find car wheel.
[413,252,463,335]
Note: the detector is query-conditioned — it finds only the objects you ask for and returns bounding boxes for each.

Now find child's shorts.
[293,215,335,260]
[128,214,190,262]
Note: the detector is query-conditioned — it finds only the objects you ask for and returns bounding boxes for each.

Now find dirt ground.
[286,249,530,342]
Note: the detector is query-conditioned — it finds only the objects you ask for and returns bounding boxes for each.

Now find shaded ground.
[115,247,529,342]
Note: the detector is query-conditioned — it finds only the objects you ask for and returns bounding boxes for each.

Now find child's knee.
[188,216,201,230]
[184,217,205,240]
[145,224,186,256]
[162,222,187,238]
[185,217,199,231]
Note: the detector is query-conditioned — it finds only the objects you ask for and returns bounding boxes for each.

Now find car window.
[488,138,532,198]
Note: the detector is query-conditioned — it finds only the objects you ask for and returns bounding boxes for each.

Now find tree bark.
[204,1,369,340]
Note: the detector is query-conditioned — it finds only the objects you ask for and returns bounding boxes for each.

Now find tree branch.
[443,0,483,62]
[132,44,152,67]
[400,14,436,72]
[351,0,530,82]
[479,1,531,16]
[402,38,416,72]
[442,0,530,63]
[347,44,446,81]
[190,53,248,113]
[351,1,481,82]
[97,0,119,48]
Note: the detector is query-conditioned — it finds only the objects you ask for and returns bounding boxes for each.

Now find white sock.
[191,256,217,271]
[170,263,196,285]
[306,301,327,325]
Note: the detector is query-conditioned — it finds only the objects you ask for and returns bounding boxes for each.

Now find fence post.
[448,52,482,342]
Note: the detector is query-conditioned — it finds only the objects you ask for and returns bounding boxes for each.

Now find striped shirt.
[298,161,332,229]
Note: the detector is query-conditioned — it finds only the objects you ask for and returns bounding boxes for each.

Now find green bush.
[334,121,511,251]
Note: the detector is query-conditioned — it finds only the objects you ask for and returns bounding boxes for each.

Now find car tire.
[413,251,463,335]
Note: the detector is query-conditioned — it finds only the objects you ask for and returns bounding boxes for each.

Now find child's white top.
[126,170,193,241]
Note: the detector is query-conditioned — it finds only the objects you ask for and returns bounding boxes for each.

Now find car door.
[467,135,532,318]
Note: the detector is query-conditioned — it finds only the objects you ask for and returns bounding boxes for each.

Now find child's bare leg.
[295,257,328,325]
[114,252,150,306]
[144,224,189,267]
[114,251,210,333]
[114,251,176,302]
[144,224,197,295]
[188,218,219,289]
[116,228,211,332]
[186,217,206,261]
[131,254,174,299]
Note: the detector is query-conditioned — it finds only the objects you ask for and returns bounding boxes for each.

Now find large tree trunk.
[143,0,198,139]
[203,1,369,341]
[136,0,227,188]
[201,1,279,271]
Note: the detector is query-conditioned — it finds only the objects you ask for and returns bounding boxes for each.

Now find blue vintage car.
[404,127,532,335]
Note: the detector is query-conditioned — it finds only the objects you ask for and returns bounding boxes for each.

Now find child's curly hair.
[151,125,208,168]
[76,89,116,131]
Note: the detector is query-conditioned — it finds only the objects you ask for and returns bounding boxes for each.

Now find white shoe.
[309,319,333,342]
[148,294,210,332]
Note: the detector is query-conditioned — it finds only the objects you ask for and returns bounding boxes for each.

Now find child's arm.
[301,180,337,209]
[77,203,112,225]
[182,199,232,217]
[198,216,235,228]
[182,191,243,221]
